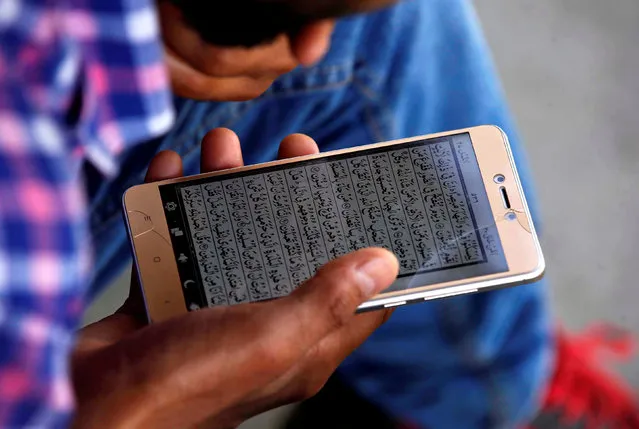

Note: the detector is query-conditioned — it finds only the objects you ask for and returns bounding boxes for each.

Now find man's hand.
[72,129,399,429]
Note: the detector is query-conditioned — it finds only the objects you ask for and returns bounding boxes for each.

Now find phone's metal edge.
[496,125,546,277]
[357,266,545,312]
[357,125,546,312]
[121,192,152,324]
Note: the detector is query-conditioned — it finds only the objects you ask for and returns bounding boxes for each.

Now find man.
[150,1,639,428]
[0,1,400,427]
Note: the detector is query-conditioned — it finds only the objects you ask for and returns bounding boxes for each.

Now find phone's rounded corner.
[474,124,497,131]
[475,124,507,138]
[469,125,510,152]
[122,183,145,210]
[524,253,546,284]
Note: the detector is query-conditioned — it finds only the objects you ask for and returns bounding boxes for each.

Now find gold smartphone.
[123,125,544,323]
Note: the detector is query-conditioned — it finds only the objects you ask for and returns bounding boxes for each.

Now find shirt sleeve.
[0,0,172,426]
[0,5,91,425]
[0,123,90,427]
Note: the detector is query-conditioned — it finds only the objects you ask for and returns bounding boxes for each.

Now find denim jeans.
[86,0,553,427]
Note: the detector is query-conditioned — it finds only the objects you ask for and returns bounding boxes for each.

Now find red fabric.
[529,325,639,429]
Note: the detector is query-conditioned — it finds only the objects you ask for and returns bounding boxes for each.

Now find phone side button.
[384,301,407,308]
[423,289,478,301]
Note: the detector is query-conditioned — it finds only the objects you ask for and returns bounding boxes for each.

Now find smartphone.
[123,125,544,323]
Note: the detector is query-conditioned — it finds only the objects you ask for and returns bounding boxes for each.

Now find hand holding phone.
[72,130,398,429]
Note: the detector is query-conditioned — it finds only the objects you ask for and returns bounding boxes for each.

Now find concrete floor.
[475,0,639,388]
[84,0,639,427]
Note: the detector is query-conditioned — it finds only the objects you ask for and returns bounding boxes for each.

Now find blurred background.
[475,0,639,389]
[83,0,639,427]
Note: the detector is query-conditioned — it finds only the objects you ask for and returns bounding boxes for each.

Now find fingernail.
[355,252,399,298]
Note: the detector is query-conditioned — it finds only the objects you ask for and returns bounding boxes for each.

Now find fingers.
[200,128,244,172]
[266,248,399,366]
[277,134,319,159]
[291,20,336,66]
[147,130,319,183]
[145,150,183,183]
[164,40,285,102]
[201,129,317,174]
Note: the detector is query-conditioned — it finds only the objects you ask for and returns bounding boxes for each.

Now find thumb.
[266,248,399,363]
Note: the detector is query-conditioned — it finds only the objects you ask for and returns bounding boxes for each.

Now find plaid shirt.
[0,0,173,427]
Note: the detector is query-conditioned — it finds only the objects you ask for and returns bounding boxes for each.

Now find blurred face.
[159,0,397,101]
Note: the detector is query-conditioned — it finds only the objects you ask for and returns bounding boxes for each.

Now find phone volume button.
[423,288,478,302]
[384,301,407,308]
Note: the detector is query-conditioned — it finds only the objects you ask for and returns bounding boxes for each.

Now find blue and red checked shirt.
[0,0,173,426]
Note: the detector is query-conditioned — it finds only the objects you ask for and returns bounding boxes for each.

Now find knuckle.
[327,292,354,331]
[316,262,365,297]
[315,267,365,330]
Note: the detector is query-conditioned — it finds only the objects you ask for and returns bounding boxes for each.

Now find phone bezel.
[123,125,544,322]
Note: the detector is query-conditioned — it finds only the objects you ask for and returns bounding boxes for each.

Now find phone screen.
[159,132,508,310]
